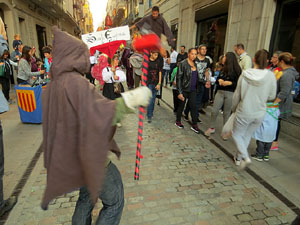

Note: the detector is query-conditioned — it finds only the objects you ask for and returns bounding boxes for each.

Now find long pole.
[134,49,149,180]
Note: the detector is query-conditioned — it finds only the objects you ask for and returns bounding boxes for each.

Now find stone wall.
[225,0,277,57]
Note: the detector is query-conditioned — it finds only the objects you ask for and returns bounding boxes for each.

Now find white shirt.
[163,58,170,70]
[170,51,178,64]
[102,67,126,83]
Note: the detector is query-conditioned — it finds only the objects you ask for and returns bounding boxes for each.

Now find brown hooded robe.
[41,26,120,209]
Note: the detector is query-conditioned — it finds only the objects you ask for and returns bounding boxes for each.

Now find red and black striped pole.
[134,49,149,180]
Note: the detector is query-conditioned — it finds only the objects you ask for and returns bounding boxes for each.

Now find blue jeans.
[162,69,170,86]
[184,84,205,119]
[72,162,124,225]
[147,84,157,119]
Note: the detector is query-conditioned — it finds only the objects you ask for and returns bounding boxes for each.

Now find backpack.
[0,62,5,77]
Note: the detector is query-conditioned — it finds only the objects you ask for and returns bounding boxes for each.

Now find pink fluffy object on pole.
[133,33,161,52]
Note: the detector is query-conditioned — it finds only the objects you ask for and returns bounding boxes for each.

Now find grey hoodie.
[277,67,299,119]
[232,68,277,119]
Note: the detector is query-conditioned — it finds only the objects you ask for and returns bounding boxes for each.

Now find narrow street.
[2,88,298,225]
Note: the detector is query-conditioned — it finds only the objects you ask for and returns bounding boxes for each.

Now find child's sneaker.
[251,154,263,162]
[270,142,279,151]
[191,124,200,134]
[270,146,278,151]
[175,121,184,129]
[263,155,269,161]
[204,128,215,137]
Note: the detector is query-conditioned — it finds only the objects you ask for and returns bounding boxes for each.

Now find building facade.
[105,0,299,77]
[106,0,145,27]
[120,0,299,74]
[177,0,299,73]
[0,0,93,58]
[81,0,93,34]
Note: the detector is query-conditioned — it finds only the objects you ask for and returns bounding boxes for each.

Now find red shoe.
[175,121,184,129]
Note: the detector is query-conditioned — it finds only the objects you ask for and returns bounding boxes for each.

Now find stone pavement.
[1,92,42,200]
[161,86,300,209]
[5,99,297,225]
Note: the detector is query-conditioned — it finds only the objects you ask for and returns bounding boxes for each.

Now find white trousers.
[232,115,264,160]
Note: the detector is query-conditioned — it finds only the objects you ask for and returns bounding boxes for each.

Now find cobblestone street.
[5,100,297,225]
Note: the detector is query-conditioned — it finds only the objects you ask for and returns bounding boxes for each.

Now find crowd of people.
[0,5,299,225]
[0,32,54,104]
[87,7,299,170]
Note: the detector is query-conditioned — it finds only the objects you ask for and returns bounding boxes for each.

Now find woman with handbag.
[231,50,277,169]
[102,55,126,100]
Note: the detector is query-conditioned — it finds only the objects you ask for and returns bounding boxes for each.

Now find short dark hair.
[43,46,52,54]
[152,6,159,12]
[198,44,207,50]
[235,43,245,50]
[181,45,185,49]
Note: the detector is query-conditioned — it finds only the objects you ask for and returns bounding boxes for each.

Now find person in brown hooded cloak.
[41,26,152,225]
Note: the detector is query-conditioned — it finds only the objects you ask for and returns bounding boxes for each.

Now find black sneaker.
[183,115,189,122]
[175,121,184,129]
[191,124,200,134]
[147,118,152,123]
[251,154,263,162]
[197,118,203,123]
[0,196,17,217]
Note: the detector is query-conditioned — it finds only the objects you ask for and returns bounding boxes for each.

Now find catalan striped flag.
[15,85,43,123]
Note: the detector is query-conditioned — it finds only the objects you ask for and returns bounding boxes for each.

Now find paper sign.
[82,26,130,48]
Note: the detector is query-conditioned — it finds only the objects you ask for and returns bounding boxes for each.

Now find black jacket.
[176,59,199,94]
[0,59,13,80]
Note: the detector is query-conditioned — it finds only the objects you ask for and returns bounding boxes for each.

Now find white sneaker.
[234,156,241,166]
[240,158,251,170]
[234,159,241,166]
[116,123,122,128]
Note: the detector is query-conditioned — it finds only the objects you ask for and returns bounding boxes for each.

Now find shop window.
[195,15,228,64]
[270,0,300,103]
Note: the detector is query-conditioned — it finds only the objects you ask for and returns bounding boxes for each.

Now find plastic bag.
[221,112,236,137]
